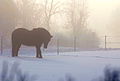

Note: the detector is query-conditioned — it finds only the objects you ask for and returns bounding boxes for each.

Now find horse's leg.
[12,43,17,57]
[36,45,42,58]
[12,45,15,57]
[36,46,39,58]
[12,40,15,57]
[15,43,21,56]
[39,48,42,58]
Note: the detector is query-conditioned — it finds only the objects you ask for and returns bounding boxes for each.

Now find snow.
[0,48,120,81]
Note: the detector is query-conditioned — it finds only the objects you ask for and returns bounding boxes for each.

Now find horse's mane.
[32,28,47,31]
[32,28,50,35]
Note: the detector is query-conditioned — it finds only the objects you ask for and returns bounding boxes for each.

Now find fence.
[0,36,3,55]
[101,36,120,49]
[47,35,120,55]
[1,35,120,55]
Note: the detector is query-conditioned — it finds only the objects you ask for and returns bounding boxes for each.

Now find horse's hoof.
[12,55,15,57]
[37,57,42,58]
[40,57,42,58]
[36,56,39,58]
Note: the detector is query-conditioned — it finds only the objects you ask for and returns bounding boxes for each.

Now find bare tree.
[43,0,62,30]
[15,0,44,29]
[66,0,88,36]
[65,0,88,50]
[64,0,100,49]
[15,0,63,31]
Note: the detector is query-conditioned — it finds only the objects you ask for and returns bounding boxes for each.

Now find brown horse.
[12,28,52,58]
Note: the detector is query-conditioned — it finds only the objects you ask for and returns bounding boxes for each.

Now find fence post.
[57,38,59,55]
[1,36,3,55]
[105,35,107,50]
[74,36,76,52]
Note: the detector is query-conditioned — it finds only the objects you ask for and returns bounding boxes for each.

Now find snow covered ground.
[0,48,120,81]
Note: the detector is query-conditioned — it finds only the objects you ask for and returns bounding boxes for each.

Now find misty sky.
[17,0,120,37]
[88,0,120,36]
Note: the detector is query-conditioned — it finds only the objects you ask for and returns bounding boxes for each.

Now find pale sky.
[18,0,120,37]
[88,0,120,36]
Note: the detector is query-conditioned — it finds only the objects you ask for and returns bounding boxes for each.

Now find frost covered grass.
[0,48,120,81]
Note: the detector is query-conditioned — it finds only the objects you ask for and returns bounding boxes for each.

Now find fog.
[88,0,120,48]
[88,0,120,36]
[0,0,120,49]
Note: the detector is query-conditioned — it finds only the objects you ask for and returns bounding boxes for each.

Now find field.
[0,48,120,81]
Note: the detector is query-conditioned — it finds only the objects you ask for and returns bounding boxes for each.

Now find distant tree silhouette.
[63,0,100,49]
[43,0,63,30]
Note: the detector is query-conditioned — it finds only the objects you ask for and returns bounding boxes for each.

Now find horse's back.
[12,28,30,41]
[12,27,52,42]
[12,28,29,35]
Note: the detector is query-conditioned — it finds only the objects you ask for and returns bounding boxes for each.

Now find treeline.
[0,0,100,49]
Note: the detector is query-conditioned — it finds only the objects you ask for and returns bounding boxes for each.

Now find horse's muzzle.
[44,46,47,49]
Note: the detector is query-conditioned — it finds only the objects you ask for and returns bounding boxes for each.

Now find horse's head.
[43,35,53,49]
[32,28,53,48]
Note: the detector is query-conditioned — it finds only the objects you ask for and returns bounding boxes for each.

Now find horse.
[12,28,52,58]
